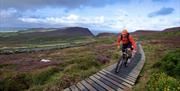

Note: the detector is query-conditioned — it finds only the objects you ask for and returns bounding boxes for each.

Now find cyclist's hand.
[132,49,136,53]
[132,50,136,57]
[117,46,120,49]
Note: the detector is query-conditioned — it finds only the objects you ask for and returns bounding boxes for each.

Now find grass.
[0,35,119,91]
[0,31,95,47]
[133,30,180,91]
[2,30,179,91]
[0,67,60,91]
[146,49,180,91]
[31,67,60,85]
[0,64,17,70]
[133,42,164,91]
[139,31,180,41]
[0,36,96,54]
[153,49,180,79]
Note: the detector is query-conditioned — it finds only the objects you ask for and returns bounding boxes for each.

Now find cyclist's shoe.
[125,64,128,67]
[124,61,128,67]
[127,59,131,63]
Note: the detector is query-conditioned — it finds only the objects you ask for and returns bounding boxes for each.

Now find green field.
[0,29,180,91]
[0,31,119,91]
[0,30,96,54]
[133,30,180,91]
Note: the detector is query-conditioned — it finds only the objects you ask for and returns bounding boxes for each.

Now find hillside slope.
[12,27,94,38]
[0,27,94,47]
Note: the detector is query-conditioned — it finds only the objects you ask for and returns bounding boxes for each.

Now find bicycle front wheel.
[115,57,123,73]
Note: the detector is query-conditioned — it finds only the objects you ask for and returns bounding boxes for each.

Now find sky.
[0,0,180,32]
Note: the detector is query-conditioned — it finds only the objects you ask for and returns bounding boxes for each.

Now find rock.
[41,59,51,62]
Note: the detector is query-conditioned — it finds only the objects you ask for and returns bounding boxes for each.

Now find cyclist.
[117,28,137,66]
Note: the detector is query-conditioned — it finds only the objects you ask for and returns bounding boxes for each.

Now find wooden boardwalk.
[64,43,145,91]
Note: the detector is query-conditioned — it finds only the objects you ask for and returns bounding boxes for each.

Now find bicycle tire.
[115,57,123,73]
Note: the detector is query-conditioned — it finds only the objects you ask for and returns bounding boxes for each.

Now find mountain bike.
[115,48,131,73]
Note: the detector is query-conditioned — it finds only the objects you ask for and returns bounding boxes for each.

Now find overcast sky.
[0,0,180,32]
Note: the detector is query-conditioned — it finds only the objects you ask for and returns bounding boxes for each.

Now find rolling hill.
[163,27,180,32]
[96,32,116,37]
[0,27,94,47]
[14,27,94,38]
[0,26,179,91]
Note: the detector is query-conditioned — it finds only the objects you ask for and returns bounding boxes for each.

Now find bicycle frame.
[115,49,129,73]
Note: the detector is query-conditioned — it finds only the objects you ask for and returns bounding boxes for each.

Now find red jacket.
[117,34,137,50]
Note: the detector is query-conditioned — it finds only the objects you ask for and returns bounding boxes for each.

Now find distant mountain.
[56,27,94,37]
[12,27,94,38]
[0,27,95,47]
[96,32,116,37]
[163,27,180,32]
[131,30,159,36]
[131,27,180,36]
[0,27,26,32]
[17,28,58,33]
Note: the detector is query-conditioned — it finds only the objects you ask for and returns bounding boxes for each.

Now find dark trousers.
[121,43,133,52]
[122,43,133,58]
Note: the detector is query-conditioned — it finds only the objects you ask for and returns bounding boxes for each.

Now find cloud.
[19,14,104,25]
[148,7,174,17]
[16,8,179,32]
[0,8,18,18]
[152,0,170,2]
[0,8,25,27]
[1,0,179,32]
[0,0,131,10]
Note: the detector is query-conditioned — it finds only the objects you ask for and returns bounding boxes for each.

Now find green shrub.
[153,49,180,78]
[0,73,32,91]
[0,67,59,91]
[146,72,180,91]
[0,64,17,69]
[31,67,59,85]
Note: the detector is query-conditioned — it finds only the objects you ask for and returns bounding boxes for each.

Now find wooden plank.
[76,82,88,91]
[102,69,135,84]
[85,78,106,91]
[70,85,79,91]
[93,73,119,90]
[108,67,136,81]
[95,72,125,90]
[97,72,131,89]
[94,75,124,91]
[113,64,140,80]
[80,80,97,91]
[119,66,142,79]
[99,71,133,88]
[89,75,115,91]
[117,72,137,81]
[102,70,134,85]
[119,72,138,81]
[125,73,137,78]
[64,88,71,91]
